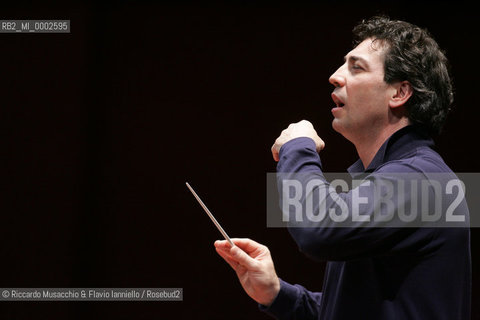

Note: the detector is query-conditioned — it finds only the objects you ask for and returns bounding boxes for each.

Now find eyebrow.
[343,55,369,66]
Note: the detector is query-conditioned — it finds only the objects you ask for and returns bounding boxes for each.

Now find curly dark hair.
[352,15,453,135]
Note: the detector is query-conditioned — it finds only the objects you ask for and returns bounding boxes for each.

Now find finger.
[230,245,258,270]
[231,238,265,254]
[316,139,325,152]
[214,240,232,250]
[215,247,239,270]
[271,144,279,162]
[299,119,312,127]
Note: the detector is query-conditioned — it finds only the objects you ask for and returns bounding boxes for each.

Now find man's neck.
[354,121,409,169]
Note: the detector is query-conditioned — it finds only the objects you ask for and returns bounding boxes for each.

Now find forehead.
[346,38,387,67]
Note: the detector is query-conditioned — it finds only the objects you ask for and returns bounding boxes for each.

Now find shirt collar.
[347,125,434,175]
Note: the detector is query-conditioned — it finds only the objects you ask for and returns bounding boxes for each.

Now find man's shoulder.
[377,145,452,174]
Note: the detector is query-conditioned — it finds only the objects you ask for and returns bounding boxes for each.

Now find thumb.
[271,143,280,162]
[230,246,257,270]
[315,137,325,153]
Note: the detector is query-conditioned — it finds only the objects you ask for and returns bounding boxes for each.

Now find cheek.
[347,84,373,109]
[348,81,388,111]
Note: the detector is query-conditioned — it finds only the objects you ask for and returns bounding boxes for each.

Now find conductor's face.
[329,38,397,143]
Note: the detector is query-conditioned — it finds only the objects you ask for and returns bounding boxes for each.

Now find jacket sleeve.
[259,278,322,320]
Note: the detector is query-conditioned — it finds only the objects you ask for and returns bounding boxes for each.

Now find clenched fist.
[271,120,325,162]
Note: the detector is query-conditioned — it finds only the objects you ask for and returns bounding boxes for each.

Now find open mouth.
[331,93,345,108]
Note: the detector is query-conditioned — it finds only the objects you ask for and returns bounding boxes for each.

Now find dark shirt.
[261,126,471,319]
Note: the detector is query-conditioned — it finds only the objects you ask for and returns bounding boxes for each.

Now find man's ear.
[389,81,413,108]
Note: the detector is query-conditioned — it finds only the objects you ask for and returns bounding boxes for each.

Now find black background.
[1,1,478,319]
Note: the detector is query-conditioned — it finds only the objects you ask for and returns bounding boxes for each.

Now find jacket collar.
[347,125,434,175]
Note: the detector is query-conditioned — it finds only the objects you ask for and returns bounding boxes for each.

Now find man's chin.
[332,119,352,141]
[331,119,343,134]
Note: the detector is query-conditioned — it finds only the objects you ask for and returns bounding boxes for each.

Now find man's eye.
[352,65,363,70]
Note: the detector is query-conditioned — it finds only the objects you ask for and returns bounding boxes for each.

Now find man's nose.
[329,66,346,88]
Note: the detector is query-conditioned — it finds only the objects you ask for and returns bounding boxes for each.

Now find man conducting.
[214,16,471,319]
